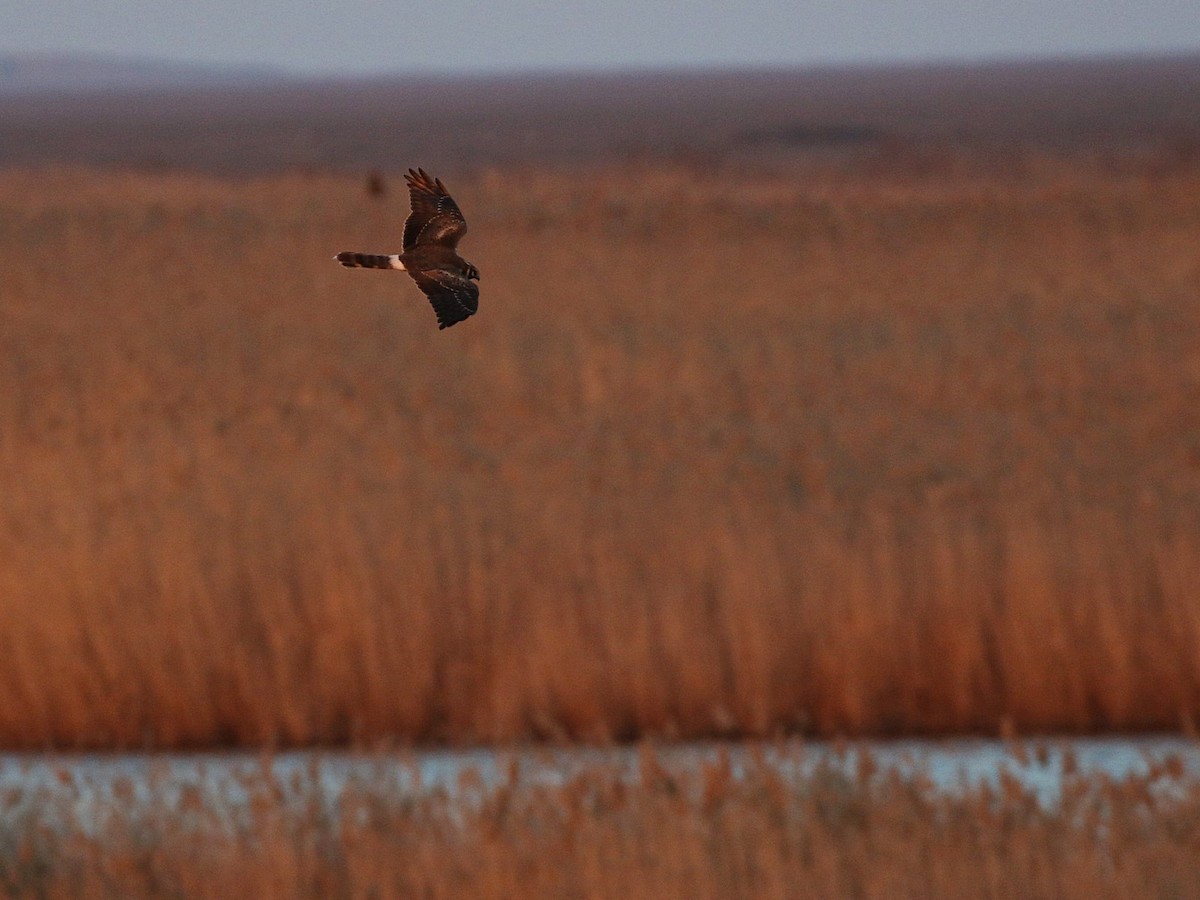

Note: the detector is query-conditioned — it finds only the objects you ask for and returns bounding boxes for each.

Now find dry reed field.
[2,152,1200,749]
[3,745,1200,898]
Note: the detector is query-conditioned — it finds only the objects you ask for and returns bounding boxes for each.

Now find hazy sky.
[1,0,1197,75]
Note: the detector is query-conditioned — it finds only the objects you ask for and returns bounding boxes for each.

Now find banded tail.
[335,251,405,270]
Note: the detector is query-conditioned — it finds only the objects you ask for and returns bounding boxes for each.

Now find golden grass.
[2,158,1200,747]
[4,745,1200,898]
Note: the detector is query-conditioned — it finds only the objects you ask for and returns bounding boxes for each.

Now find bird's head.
[465,263,480,281]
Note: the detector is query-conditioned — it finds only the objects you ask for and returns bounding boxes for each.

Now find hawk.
[335,168,480,329]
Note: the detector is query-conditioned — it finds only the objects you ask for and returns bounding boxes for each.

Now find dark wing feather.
[409,269,479,330]
[403,168,468,250]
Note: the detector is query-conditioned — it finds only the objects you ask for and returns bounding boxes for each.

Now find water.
[2,736,1196,834]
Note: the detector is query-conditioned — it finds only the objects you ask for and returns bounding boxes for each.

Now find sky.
[0,0,1197,75]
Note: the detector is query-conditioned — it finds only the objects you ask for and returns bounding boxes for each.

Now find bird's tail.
[334,251,405,270]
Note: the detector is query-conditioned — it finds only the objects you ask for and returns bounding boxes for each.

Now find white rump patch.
[388,255,406,270]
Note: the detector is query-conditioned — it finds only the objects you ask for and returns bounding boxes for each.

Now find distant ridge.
[0,53,1197,172]
[0,53,288,94]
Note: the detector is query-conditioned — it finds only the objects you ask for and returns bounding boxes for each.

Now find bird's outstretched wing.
[409,269,479,330]
[403,168,468,250]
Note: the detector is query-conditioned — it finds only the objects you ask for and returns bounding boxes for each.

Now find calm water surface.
[2,737,1196,831]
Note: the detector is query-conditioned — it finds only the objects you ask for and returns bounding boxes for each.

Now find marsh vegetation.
[3,58,1200,895]
[3,157,1200,746]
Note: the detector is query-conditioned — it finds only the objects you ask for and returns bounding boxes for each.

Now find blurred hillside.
[0,55,1197,173]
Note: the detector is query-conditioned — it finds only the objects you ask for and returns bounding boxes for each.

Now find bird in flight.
[335,168,480,330]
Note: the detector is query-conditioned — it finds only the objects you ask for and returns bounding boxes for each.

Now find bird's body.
[335,169,480,330]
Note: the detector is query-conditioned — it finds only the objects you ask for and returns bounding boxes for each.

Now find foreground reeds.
[2,158,1200,746]
[3,744,1199,898]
